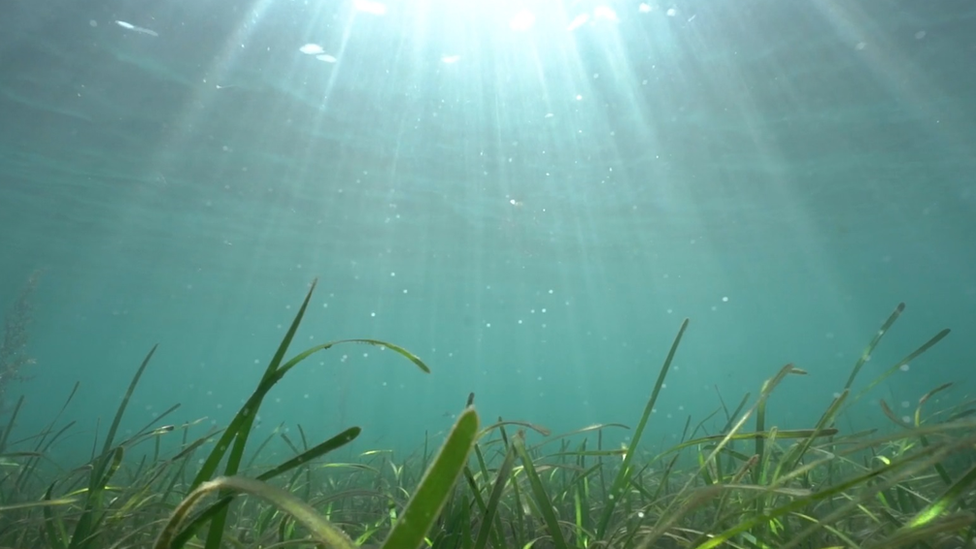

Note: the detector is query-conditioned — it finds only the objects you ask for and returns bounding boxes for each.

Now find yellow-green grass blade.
[874,512,975,549]
[169,427,361,548]
[695,438,952,549]
[479,420,551,440]
[155,475,357,549]
[664,428,837,458]
[903,462,976,530]
[381,407,479,549]
[654,364,805,545]
[529,423,629,453]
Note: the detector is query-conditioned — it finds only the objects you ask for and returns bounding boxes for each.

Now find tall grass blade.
[382,407,479,549]
[596,318,688,538]
[68,344,156,549]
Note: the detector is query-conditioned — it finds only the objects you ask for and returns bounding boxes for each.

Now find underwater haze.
[1,0,975,470]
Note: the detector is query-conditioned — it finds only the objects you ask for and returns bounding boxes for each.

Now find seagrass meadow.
[0,280,973,549]
[4,1,976,548]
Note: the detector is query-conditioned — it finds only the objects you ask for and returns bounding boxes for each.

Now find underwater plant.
[0,281,973,549]
[0,270,40,417]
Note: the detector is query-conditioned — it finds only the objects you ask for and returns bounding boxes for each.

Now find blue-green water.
[1,0,974,466]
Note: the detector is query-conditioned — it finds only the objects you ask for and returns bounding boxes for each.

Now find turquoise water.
[1,1,974,466]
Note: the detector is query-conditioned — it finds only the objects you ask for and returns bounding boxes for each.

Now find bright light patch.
[567,13,589,31]
[441,55,461,64]
[316,54,337,63]
[115,20,158,37]
[354,0,387,15]
[509,9,536,31]
[299,43,325,55]
[593,6,619,22]
[638,3,652,13]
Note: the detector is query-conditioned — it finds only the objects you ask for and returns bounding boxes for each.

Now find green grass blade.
[382,407,479,549]
[190,282,317,492]
[68,345,156,549]
[474,443,517,549]
[849,328,951,408]
[904,462,976,529]
[696,442,944,549]
[169,427,361,548]
[843,302,904,391]
[513,432,568,548]
[155,476,357,549]
[596,318,688,538]
[181,280,427,549]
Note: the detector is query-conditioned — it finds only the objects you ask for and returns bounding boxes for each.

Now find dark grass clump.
[0,281,974,549]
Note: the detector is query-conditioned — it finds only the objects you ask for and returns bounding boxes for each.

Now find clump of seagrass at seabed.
[0,270,41,412]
